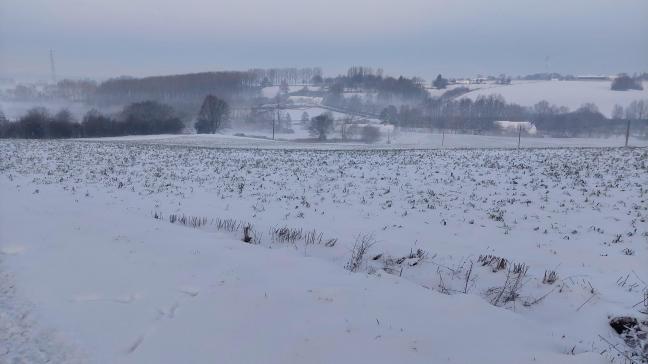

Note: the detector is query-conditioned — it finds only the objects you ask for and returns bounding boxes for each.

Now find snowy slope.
[261,85,320,98]
[1,140,645,363]
[462,80,648,117]
[0,177,601,364]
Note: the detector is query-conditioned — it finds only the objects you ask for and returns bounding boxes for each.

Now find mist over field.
[1,1,647,363]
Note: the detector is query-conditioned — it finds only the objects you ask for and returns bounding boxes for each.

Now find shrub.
[120,101,184,135]
[345,234,376,272]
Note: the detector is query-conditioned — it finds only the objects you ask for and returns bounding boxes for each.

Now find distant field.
[460,80,648,117]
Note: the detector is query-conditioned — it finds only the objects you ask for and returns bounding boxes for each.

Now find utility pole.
[625,119,630,147]
[517,125,522,149]
[49,49,57,84]
[273,98,279,141]
[441,129,445,147]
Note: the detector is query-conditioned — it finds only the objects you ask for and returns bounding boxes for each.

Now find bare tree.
[279,80,290,94]
[625,100,648,120]
[611,104,624,120]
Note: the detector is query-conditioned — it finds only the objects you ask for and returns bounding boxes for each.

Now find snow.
[287,95,324,104]
[78,131,648,149]
[261,85,319,98]
[0,258,85,363]
[1,139,646,363]
[0,182,600,363]
[462,80,648,117]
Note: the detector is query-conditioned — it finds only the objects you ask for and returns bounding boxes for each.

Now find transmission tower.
[49,50,57,84]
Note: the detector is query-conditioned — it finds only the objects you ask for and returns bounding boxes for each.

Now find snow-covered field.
[81,131,648,149]
[261,85,321,98]
[1,140,646,363]
[461,80,648,117]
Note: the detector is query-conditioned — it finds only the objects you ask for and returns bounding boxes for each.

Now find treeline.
[335,66,427,100]
[322,66,429,110]
[611,74,644,91]
[377,96,648,137]
[94,72,258,106]
[531,103,624,137]
[381,94,527,131]
[2,69,327,105]
[0,101,184,139]
[248,67,323,86]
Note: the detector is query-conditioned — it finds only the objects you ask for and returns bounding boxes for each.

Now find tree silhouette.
[433,74,449,89]
[309,112,334,141]
[195,95,229,134]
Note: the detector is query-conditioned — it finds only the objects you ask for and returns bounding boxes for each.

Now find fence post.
[273,106,278,141]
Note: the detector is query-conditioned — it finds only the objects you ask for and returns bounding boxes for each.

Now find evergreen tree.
[433,74,448,89]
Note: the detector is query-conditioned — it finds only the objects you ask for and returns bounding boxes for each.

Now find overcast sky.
[1,0,646,82]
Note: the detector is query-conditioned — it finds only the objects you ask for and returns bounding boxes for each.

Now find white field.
[1,139,646,363]
[460,80,648,117]
[261,85,321,98]
[81,131,648,149]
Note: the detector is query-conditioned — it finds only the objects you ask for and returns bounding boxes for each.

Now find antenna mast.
[49,50,57,84]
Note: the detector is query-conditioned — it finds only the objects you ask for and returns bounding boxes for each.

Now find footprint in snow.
[179,287,200,297]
